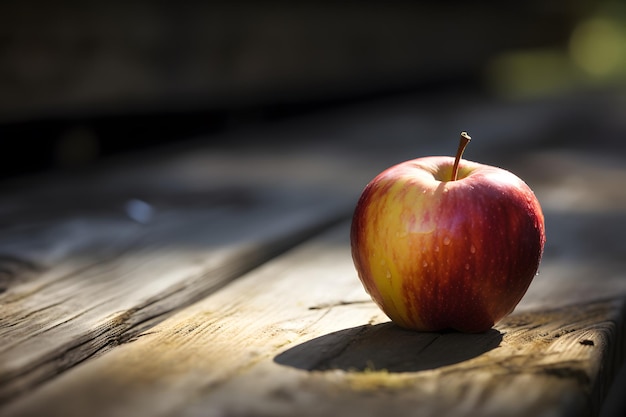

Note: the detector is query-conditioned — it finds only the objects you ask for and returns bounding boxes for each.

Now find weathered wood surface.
[0,155,352,404]
[3,218,625,417]
[1,91,626,416]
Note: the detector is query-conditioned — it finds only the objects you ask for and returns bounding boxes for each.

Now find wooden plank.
[0,179,350,405]
[4,215,625,417]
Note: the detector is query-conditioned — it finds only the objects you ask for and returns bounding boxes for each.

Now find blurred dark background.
[1,0,625,180]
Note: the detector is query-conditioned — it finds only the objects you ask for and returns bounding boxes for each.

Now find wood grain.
[4,222,624,417]
[2,90,626,417]
[0,182,349,405]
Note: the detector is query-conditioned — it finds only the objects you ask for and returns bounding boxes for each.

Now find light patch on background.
[569,17,626,78]
[484,49,577,99]
[485,4,626,99]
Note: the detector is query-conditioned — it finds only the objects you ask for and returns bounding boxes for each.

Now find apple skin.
[350,156,545,333]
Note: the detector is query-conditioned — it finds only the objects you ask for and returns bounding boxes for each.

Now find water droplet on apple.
[443,236,451,245]
[470,245,476,254]
[395,230,408,239]
[434,245,440,252]
[423,261,428,267]
[536,270,541,276]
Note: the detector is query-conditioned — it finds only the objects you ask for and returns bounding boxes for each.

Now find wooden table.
[1,91,626,417]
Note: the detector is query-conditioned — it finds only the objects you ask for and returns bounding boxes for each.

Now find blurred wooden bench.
[1,92,625,417]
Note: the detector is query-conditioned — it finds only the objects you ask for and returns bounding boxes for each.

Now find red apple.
[350,132,545,333]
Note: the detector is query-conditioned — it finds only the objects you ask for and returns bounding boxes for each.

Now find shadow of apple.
[274,322,503,373]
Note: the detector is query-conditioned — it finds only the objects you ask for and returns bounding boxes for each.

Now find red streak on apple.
[350,142,545,333]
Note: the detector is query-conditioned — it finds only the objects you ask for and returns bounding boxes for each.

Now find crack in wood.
[308,300,372,310]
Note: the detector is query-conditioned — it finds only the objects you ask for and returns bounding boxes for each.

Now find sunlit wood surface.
[1,91,626,417]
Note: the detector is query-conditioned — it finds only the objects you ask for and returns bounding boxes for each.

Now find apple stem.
[451,131,471,181]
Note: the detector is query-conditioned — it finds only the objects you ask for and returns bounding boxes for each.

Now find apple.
[350,132,545,333]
